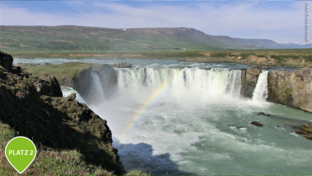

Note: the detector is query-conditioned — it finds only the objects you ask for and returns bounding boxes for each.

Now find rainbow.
[118,74,176,141]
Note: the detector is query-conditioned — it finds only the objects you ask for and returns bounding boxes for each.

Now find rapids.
[15,58,312,175]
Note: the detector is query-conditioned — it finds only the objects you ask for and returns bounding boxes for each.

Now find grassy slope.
[0,123,149,176]
[25,63,103,86]
[0,26,260,53]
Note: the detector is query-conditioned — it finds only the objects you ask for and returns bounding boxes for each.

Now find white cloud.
[0,1,309,43]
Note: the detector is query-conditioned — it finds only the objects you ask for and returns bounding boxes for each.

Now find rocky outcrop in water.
[0,52,126,174]
[241,68,261,98]
[268,68,312,113]
[294,124,312,140]
[250,121,263,127]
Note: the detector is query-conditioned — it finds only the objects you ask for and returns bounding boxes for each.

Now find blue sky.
[0,1,310,43]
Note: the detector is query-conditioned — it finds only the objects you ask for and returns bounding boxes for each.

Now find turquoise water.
[16,58,312,175]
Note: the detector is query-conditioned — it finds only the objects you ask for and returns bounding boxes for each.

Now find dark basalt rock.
[35,76,63,97]
[67,92,77,101]
[72,66,93,101]
[295,130,306,135]
[241,68,261,98]
[250,121,263,127]
[97,64,118,98]
[267,68,312,113]
[0,51,13,70]
[257,112,271,116]
[305,134,312,140]
[292,124,312,140]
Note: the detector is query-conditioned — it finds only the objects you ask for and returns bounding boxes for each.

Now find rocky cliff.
[25,63,118,102]
[268,68,312,112]
[241,68,261,98]
[0,52,125,174]
[239,66,312,113]
[96,64,118,98]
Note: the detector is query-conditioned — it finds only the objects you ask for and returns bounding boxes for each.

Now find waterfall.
[86,71,106,104]
[60,72,106,105]
[115,67,242,99]
[252,70,269,102]
[226,70,242,98]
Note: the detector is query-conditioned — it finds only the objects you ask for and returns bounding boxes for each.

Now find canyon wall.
[240,67,312,113]
[268,68,312,112]
[241,68,261,98]
[25,63,118,102]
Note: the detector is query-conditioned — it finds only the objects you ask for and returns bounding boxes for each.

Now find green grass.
[139,50,205,59]
[304,55,312,63]
[26,62,102,86]
[209,52,230,58]
[238,53,254,59]
[270,55,287,65]
[1,26,252,54]
[0,137,113,175]
[0,115,149,176]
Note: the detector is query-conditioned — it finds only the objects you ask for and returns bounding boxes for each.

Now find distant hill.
[0,25,309,53]
[233,38,312,49]
[0,25,263,52]
[277,43,312,49]
[233,38,280,48]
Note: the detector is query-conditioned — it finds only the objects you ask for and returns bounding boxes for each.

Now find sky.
[0,0,311,44]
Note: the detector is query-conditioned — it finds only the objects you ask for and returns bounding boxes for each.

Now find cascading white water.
[226,70,242,98]
[252,70,269,102]
[87,71,106,104]
[61,72,105,105]
[116,67,242,99]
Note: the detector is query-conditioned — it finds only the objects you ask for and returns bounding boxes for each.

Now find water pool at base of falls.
[16,58,312,175]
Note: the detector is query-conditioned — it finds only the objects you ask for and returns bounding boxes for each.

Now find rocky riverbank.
[268,68,312,112]
[0,51,126,175]
[238,66,312,113]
